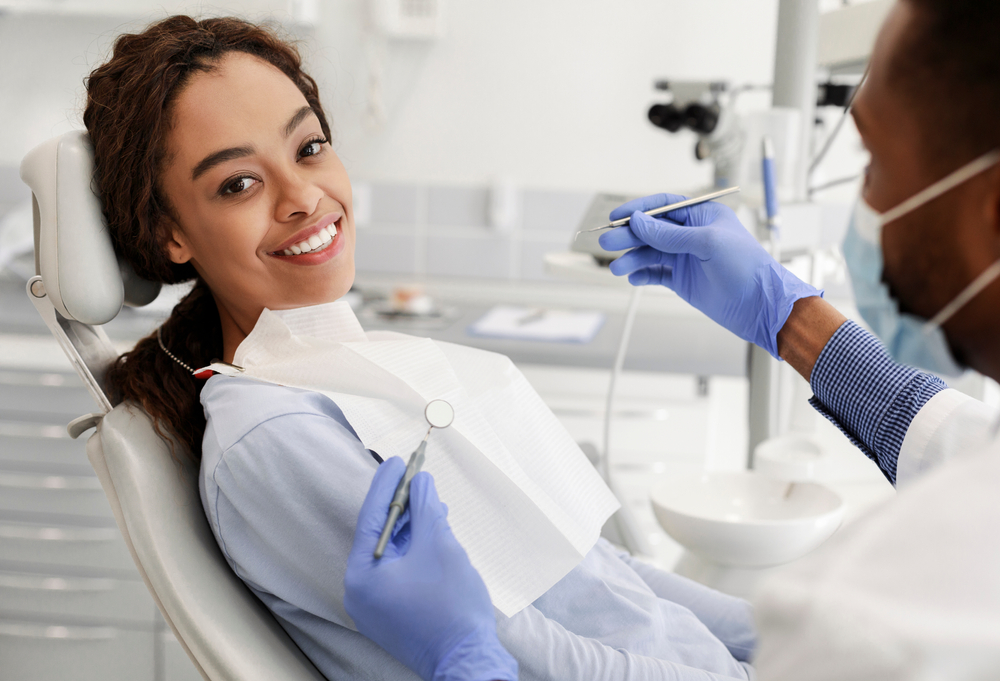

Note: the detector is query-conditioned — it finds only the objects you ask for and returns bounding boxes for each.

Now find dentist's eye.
[222,176,259,195]
[299,136,328,159]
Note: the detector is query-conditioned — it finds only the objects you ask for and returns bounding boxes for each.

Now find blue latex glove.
[344,457,518,681]
[599,193,821,359]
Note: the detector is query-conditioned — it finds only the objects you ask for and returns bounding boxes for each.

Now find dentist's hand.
[599,193,821,359]
[345,457,518,681]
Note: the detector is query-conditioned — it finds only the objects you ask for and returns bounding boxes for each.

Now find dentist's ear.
[162,216,193,265]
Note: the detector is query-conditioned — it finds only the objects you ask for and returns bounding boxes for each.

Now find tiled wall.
[353,183,593,281]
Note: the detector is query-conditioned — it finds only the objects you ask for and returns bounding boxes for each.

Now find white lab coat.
[753,388,1000,680]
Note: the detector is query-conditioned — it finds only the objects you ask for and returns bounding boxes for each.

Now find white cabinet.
[0,624,155,681]
[0,368,166,681]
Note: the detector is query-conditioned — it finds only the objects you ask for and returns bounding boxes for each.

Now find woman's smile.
[268,212,346,265]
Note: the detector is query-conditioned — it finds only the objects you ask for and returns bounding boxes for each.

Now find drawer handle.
[0,472,102,491]
[0,572,114,592]
[0,622,116,640]
[0,524,117,542]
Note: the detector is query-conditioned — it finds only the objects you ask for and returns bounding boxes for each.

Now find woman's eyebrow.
[190,107,315,181]
[283,105,315,138]
[192,145,255,181]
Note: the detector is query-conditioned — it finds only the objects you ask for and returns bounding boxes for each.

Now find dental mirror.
[373,399,455,559]
[425,399,455,429]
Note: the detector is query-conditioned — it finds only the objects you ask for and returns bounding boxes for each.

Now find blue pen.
[762,136,781,240]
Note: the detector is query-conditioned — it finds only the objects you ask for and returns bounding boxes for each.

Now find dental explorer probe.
[575,186,741,240]
[373,400,455,560]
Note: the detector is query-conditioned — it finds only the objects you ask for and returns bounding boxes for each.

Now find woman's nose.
[274,169,323,220]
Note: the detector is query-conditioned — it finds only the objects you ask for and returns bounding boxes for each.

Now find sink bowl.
[650,472,844,568]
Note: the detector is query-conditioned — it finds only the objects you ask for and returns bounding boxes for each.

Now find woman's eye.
[223,176,259,195]
[300,138,327,159]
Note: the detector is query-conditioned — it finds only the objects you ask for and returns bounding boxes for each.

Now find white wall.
[0,0,781,196]
[310,0,781,194]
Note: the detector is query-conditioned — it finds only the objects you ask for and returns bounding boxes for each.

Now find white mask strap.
[925,259,1000,331]
[882,150,1000,226]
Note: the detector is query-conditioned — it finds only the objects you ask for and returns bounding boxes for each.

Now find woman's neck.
[217,301,253,364]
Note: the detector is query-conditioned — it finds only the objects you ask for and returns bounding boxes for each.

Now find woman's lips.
[270,218,345,266]
[270,212,342,254]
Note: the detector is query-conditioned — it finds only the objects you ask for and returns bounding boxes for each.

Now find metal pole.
[772,0,820,202]
[747,0,821,465]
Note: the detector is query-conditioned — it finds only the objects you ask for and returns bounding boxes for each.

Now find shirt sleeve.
[497,604,753,681]
[895,388,999,488]
[807,321,947,485]
[614,552,756,662]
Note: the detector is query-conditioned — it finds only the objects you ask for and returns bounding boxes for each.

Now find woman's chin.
[271,275,356,311]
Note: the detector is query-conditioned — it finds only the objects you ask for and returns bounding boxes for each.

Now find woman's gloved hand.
[345,457,518,681]
[599,193,821,359]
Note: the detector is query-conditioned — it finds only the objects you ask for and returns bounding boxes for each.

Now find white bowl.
[650,472,845,568]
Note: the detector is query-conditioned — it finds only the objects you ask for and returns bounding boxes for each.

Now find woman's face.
[159,52,355,351]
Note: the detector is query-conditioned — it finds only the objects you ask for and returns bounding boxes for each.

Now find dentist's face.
[159,52,355,351]
[851,0,1000,357]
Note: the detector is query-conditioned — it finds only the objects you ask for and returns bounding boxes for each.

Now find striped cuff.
[808,321,947,485]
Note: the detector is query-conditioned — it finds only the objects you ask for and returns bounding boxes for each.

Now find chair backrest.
[91,404,326,681]
[19,131,326,681]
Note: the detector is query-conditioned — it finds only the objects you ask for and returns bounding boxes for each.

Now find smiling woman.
[86,16,355,458]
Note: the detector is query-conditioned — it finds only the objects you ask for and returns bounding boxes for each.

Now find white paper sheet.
[229,301,620,616]
[468,305,605,343]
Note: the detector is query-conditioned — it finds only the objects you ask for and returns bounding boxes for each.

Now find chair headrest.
[19,131,160,325]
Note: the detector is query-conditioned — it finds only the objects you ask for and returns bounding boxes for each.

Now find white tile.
[371,184,420,225]
[427,186,489,228]
[426,235,510,278]
[522,190,592,234]
[353,227,417,274]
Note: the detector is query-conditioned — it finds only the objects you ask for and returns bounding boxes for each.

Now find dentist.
[344,0,1000,678]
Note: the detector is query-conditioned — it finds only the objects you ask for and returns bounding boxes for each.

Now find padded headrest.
[19,131,160,325]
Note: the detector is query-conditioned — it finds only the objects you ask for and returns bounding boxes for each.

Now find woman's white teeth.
[281,225,336,256]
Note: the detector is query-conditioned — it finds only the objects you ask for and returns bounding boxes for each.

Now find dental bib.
[215,300,620,616]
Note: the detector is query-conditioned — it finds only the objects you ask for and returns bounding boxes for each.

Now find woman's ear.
[162,216,193,265]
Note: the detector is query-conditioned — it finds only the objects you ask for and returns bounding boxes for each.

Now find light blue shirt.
[200,375,756,680]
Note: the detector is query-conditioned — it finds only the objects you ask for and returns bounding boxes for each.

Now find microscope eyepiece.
[648,104,684,133]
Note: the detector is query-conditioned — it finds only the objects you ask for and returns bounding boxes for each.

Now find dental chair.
[19,131,326,681]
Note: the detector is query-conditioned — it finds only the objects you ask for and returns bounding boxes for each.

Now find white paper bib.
[229,301,619,616]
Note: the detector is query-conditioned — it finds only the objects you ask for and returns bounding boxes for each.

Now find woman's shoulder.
[200,375,355,456]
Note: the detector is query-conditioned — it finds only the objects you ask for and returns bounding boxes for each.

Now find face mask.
[843,149,1000,376]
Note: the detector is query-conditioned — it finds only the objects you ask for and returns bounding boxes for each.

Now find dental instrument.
[762,137,781,241]
[575,186,741,240]
[373,399,455,559]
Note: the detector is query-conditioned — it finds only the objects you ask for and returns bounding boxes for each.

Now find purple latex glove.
[599,193,821,359]
[345,457,518,681]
